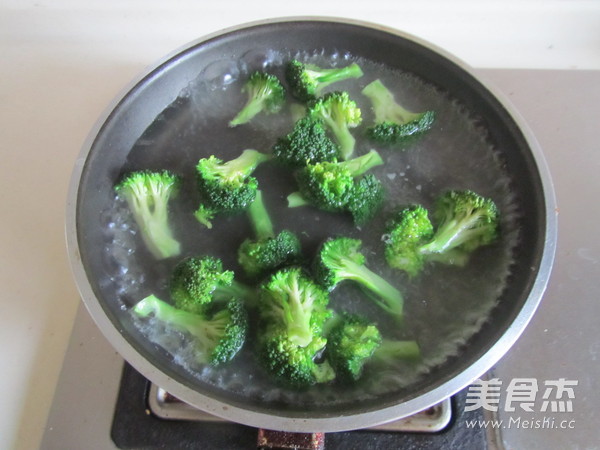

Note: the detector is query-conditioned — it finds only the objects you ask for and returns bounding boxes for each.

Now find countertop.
[1,2,599,449]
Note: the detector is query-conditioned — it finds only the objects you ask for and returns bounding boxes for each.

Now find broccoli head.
[229,71,285,127]
[384,205,434,277]
[194,149,271,228]
[326,313,382,383]
[362,79,435,146]
[384,190,499,276]
[272,116,339,167]
[326,313,420,383]
[288,149,384,224]
[258,326,335,388]
[115,170,181,260]
[346,174,385,226]
[169,255,247,314]
[258,267,332,348]
[133,295,248,366]
[237,190,302,279]
[285,59,364,102]
[313,237,404,320]
[308,91,362,160]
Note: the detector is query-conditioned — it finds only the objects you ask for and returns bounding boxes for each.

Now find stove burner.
[111,363,489,449]
[148,384,452,433]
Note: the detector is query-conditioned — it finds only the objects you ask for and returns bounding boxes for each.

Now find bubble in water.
[201,59,241,91]
[240,48,284,72]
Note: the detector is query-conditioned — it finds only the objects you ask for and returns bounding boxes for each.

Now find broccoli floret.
[194,149,271,228]
[133,295,248,365]
[114,170,181,260]
[362,79,435,146]
[308,91,362,160]
[314,237,404,320]
[256,267,334,388]
[287,150,384,224]
[169,256,253,314]
[285,59,364,102]
[325,313,382,383]
[424,190,499,253]
[258,267,332,348]
[229,71,285,127]
[384,190,499,276]
[237,190,302,279]
[384,205,434,277]
[258,327,335,388]
[272,116,339,167]
[326,313,420,382]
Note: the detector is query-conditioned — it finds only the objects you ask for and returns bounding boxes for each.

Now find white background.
[1,1,599,449]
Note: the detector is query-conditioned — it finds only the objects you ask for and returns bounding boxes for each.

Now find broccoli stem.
[219,149,271,179]
[339,260,404,318]
[287,191,310,208]
[309,63,364,93]
[311,359,336,383]
[374,339,420,361]
[420,213,484,254]
[213,281,256,304]
[247,190,274,240]
[229,100,265,127]
[134,196,181,258]
[339,149,384,177]
[134,295,201,335]
[326,117,356,161]
[362,79,422,124]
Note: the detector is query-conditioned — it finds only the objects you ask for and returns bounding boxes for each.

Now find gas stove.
[108,363,486,449]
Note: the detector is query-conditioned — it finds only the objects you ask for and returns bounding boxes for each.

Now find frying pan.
[66,17,556,432]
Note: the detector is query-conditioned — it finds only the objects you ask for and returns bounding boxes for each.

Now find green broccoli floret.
[383,205,434,277]
[325,313,382,383]
[326,313,420,382]
[194,149,271,228]
[133,295,248,366]
[314,237,404,320]
[169,256,253,314]
[423,190,499,254]
[287,149,384,224]
[258,327,335,388]
[114,170,181,260]
[272,116,340,167]
[258,267,332,348]
[237,190,302,279]
[362,79,435,146]
[384,190,499,276]
[285,59,364,102]
[307,91,362,160]
[256,267,335,388]
[229,71,285,127]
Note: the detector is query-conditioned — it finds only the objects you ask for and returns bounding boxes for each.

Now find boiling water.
[102,49,519,407]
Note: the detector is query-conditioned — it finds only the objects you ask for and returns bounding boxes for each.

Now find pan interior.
[76,21,546,419]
